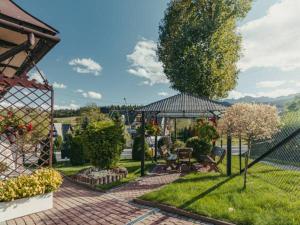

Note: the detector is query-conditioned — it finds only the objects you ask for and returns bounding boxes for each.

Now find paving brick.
[6,169,208,225]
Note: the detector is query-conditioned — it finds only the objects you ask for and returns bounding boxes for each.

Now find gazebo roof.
[0,0,60,78]
[137,93,228,114]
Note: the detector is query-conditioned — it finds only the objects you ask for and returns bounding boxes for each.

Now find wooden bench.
[159,145,177,170]
[199,146,226,172]
[176,148,193,170]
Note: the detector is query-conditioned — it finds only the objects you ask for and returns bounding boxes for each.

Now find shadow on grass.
[174,174,225,184]
[179,173,240,209]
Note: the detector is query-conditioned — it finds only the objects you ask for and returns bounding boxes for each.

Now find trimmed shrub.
[186,136,212,161]
[0,168,62,202]
[132,134,150,160]
[70,135,85,166]
[178,126,196,142]
[61,133,72,159]
[54,135,63,152]
[83,120,125,169]
[172,140,185,151]
[196,119,219,143]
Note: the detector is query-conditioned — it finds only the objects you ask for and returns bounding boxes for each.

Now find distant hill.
[225,93,300,111]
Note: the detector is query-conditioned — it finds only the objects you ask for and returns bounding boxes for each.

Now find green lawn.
[54,116,79,126]
[140,157,300,225]
[54,163,92,176]
[55,159,156,190]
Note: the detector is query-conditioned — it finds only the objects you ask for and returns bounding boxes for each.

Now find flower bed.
[73,167,128,186]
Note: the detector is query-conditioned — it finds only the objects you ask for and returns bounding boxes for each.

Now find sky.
[15,0,300,109]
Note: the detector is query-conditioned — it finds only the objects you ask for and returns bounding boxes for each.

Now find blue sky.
[15,0,300,109]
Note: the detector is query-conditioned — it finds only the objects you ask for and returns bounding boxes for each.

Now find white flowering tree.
[218,103,281,188]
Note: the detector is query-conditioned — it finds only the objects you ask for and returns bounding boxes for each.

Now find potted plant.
[0,168,62,222]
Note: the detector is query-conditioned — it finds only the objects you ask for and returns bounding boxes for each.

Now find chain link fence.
[245,111,300,193]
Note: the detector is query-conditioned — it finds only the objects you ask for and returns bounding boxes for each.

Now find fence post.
[239,135,242,174]
[227,134,232,176]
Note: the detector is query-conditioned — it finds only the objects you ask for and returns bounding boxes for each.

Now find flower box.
[0,192,53,222]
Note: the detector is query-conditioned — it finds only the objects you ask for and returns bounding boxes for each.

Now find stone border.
[62,174,105,192]
[133,198,236,225]
[73,167,128,186]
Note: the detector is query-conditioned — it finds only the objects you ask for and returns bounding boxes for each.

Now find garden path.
[5,171,213,225]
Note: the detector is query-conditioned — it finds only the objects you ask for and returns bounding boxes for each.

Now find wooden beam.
[0,39,18,48]
[0,63,19,70]
[0,33,35,63]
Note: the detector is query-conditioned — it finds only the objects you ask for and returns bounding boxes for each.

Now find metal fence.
[243,111,300,193]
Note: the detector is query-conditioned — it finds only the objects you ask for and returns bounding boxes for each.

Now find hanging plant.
[0,111,33,143]
[145,120,160,136]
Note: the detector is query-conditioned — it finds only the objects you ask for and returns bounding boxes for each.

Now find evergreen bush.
[186,136,212,161]
[83,120,125,169]
[132,134,150,160]
[70,135,85,166]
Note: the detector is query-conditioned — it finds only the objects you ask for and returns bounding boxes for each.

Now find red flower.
[26,123,33,132]
[7,111,13,117]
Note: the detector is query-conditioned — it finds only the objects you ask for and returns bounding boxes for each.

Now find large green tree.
[158,0,252,99]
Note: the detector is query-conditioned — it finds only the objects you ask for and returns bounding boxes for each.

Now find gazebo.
[136,93,232,176]
[0,0,60,179]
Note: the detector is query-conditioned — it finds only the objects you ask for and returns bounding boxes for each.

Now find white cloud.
[69,58,102,76]
[54,103,80,110]
[82,91,102,100]
[53,82,67,89]
[76,89,84,93]
[257,88,298,98]
[256,80,286,88]
[127,39,168,85]
[158,92,169,97]
[29,70,45,83]
[227,90,256,99]
[228,88,298,99]
[238,0,300,71]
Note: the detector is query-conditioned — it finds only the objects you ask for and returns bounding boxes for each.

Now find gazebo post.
[141,111,145,176]
[154,114,158,162]
[174,118,177,140]
[227,133,232,176]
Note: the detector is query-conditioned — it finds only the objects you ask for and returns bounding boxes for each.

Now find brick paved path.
[5,172,212,225]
